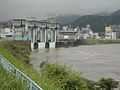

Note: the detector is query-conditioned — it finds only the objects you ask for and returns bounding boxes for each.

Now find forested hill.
[55,15,80,25]
[111,9,120,16]
[70,9,120,32]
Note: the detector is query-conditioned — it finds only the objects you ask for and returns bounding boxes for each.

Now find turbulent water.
[30,44,120,81]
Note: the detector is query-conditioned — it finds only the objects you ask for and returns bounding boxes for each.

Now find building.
[0,21,13,38]
[105,32,116,40]
[3,28,13,37]
[58,26,79,41]
[63,26,69,31]
[0,27,13,38]
[93,33,100,39]
[105,26,116,40]
[110,24,120,39]
[12,19,27,40]
[59,30,79,41]
[81,25,93,39]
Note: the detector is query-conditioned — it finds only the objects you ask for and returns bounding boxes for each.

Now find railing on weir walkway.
[0,55,43,90]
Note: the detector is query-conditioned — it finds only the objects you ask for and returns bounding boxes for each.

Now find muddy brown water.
[30,44,120,81]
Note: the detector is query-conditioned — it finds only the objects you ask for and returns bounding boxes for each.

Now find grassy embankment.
[0,65,27,90]
[0,41,61,90]
[85,39,120,45]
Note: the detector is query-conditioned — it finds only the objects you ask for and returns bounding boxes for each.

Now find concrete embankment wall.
[56,39,91,48]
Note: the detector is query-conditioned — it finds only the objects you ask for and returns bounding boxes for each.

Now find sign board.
[15,38,28,40]
[105,27,112,31]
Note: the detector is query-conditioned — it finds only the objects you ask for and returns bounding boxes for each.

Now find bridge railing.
[0,55,43,90]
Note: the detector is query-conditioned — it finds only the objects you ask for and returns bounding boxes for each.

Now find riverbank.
[0,41,61,90]
[83,39,120,45]
[56,39,120,48]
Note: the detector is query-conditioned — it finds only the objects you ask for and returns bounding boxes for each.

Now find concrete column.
[41,30,43,42]
[32,30,34,42]
[43,31,45,42]
[31,30,33,42]
[12,24,15,38]
[35,29,37,42]
[45,30,47,43]
[31,42,34,50]
[33,30,35,42]
[51,31,53,42]
[55,30,57,42]
[38,31,40,41]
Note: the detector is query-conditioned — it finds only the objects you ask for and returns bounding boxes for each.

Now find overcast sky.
[0,0,120,21]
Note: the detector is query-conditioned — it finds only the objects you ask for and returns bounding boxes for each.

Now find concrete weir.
[26,18,59,50]
[49,42,56,48]
[31,42,57,50]
[38,43,46,49]
[30,40,85,50]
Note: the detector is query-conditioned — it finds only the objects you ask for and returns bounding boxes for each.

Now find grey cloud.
[0,0,120,21]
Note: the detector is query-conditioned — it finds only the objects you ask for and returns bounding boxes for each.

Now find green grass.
[0,41,61,90]
[40,61,98,90]
[86,39,120,45]
[0,65,27,90]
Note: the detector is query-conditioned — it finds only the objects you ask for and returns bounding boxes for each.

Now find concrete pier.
[31,42,34,50]
[38,42,46,49]
[49,42,56,48]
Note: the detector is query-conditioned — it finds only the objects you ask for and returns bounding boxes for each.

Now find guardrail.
[0,55,43,90]
[0,38,14,42]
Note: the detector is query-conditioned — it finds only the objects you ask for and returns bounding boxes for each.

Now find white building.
[81,25,93,39]
[105,32,116,40]
[63,26,69,31]
[105,27,116,40]
[0,28,13,38]
[110,24,120,39]
[93,33,100,39]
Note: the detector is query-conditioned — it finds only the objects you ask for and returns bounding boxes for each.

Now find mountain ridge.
[70,9,120,32]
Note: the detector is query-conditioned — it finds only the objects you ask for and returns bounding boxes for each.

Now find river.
[30,44,120,81]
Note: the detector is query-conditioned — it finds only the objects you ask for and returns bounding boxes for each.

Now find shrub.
[40,61,93,90]
[85,79,99,90]
[97,78,119,90]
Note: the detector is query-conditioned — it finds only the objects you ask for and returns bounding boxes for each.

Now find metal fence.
[0,55,43,90]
